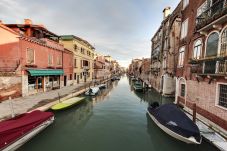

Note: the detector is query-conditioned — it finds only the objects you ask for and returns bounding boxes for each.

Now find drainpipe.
[61,50,64,87]
[175,78,178,104]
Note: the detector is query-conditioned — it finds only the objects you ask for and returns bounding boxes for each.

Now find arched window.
[206,32,219,57]
[220,28,227,56]
[193,39,202,59]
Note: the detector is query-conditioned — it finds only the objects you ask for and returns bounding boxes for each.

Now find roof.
[0,24,19,35]
[60,35,95,49]
[5,24,59,37]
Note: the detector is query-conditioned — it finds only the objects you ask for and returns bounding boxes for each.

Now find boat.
[85,87,100,96]
[111,76,120,81]
[0,110,54,151]
[147,103,202,144]
[115,77,120,80]
[51,97,85,110]
[131,77,137,81]
[98,84,107,89]
[133,81,143,91]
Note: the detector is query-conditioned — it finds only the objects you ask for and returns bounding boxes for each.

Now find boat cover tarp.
[148,103,200,142]
[0,110,53,149]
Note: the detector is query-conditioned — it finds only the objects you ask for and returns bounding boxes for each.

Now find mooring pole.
[193,103,196,123]
[58,92,61,103]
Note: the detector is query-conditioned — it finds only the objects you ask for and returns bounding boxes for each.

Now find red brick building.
[175,0,227,135]
[0,19,73,101]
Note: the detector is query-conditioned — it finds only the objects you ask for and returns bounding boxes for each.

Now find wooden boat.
[85,87,100,96]
[147,103,202,144]
[0,110,54,151]
[133,81,143,91]
[51,97,85,110]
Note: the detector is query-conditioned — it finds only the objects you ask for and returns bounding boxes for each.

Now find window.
[181,19,188,39]
[193,39,202,59]
[74,44,77,51]
[220,27,227,56]
[48,54,53,65]
[217,84,227,108]
[74,73,77,80]
[178,47,185,67]
[70,74,72,80]
[27,48,34,64]
[83,60,89,67]
[163,58,167,69]
[81,60,83,69]
[206,32,219,57]
[80,73,82,79]
[57,56,62,66]
[183,0,189,9]
[181,84,185,97]
[197,0,212,17]
[74,59,77,68]
[81,48,85,54]
[164,38,168,49]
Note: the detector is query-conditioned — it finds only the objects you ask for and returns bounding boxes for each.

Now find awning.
[27,69,64,76]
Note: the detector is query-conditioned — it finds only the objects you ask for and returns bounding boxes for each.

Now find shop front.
[27,69,64,95]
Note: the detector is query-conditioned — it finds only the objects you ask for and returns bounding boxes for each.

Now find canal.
[19,76,218,151]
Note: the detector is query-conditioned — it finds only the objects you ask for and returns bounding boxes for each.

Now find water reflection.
[85,80,119,104]
[128,77,173,105]
[18,76,218,151]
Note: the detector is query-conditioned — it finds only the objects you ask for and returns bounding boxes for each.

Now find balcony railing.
[190,59,227,75]
[196,0,227,30]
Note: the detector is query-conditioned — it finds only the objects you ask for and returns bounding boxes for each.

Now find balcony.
[196,0,227,31]
[190,59,227,76]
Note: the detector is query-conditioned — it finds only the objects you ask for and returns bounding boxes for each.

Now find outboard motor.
[89,88,93,95]
[149,102,159,109]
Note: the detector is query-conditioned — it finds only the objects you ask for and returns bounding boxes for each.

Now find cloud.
[0,0,180,67]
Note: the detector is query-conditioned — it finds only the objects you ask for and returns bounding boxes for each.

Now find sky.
[0,0,179,67]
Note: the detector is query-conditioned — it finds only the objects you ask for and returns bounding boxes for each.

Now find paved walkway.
[0,83,89,120]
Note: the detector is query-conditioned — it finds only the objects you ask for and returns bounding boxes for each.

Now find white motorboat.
[85,87,100,96]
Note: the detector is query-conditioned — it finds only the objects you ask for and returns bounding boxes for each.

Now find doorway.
[64,76,67,86]
[77,75,79,84]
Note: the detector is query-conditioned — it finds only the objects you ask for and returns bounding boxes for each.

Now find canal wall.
[31,78,111,112]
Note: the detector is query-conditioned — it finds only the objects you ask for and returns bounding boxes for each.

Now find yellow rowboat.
[51,97,85,111]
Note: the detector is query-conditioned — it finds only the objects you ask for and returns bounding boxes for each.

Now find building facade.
[0,19,73,101]
[150,5,182,96]
[175,0,227,135]
[60,35,95,84]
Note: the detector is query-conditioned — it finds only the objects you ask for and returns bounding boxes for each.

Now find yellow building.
[60,35,95,84]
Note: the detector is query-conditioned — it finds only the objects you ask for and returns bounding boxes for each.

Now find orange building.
[0,19,73,101]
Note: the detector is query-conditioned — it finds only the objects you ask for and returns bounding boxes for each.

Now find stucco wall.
[0,76,22,101]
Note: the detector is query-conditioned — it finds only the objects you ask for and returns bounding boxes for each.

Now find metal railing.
[196,0,226,30]
[191,60,227,75]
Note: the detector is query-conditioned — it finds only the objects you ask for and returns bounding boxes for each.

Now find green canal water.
[19,76,218,151]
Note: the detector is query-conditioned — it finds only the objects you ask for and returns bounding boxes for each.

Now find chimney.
[24,19,32,25]
[0,20,3,24]
[163,7,171,19]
